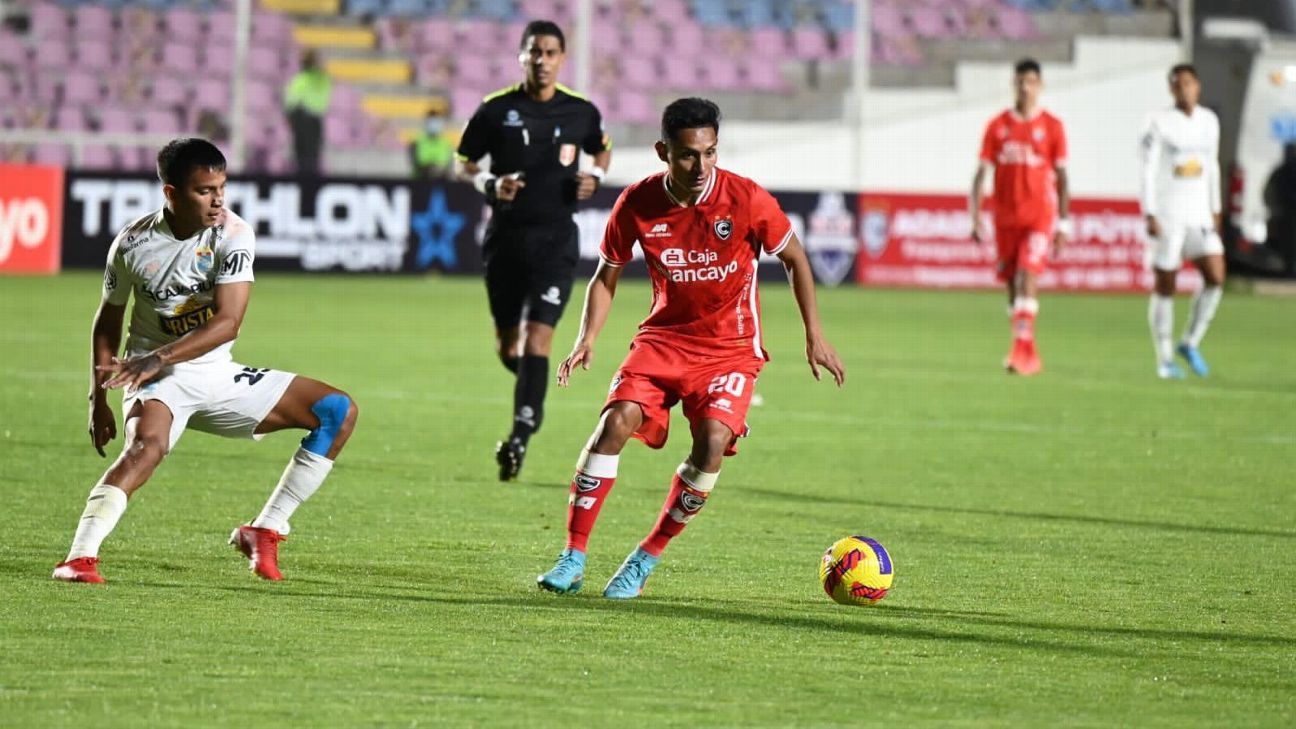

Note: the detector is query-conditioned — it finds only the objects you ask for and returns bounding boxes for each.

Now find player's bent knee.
[301,392,353,457]
[125,435,168,468]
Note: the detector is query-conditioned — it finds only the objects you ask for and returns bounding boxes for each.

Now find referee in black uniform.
[457,19,612,481]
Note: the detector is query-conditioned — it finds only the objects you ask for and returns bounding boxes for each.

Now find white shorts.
[124,360,297,450]
[1148,222,1224,271]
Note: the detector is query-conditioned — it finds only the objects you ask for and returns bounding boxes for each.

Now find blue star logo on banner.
[411,189,465,270]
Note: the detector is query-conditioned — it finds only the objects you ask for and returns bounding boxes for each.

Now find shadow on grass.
[183,578,1295,656]
[738,486,1296,540]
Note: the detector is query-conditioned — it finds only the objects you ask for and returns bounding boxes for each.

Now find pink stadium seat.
[96,108,136,133]
[662,57,697,90]
[151,77,188,106]
[140,110,181,135]
[994,7,1039,40]
[621,57,659,90]
[75,40,113,69]
[909,7,953,39]
[248,47,285,80]
[652,0,690,23]
[834,31,855,60]
[114,146,148,172]
[30,3,69,40]
[627,21,666,54]
[419,18,453,53]
[324,116,354,146]
[790,27,830,60]
[454,53,494,86]
[246,80,278,111]
[741,58,786,91]
[456,19,501,54]
[33,143,70,167]
[451,87,484,122]
[79,145,115,170]
[0,31,27,65]
[590,19,622,53]
[195,79,231,109]
[252,12,295,45]
[55,109,88,132]
[165,8,204,43]
[32,72,61,102]
[614,90,654,125]
[331,83,363,111]
[501,21,526,49]
[667,20,704,55]
[208,13,237,45]
[73,4,113,34]
[32,40,71,69]
[704,56,741,90]
[871,5,907,35]
[749,27,788,55]
[160,44,200,74]
[62,72,102,104]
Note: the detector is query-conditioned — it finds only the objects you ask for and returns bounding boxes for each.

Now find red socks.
[565,450,619,552]
[640,461,718,557]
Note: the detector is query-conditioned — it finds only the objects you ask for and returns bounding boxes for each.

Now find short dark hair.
[660,97,721,143]
[1170,63,1198,80]
[520,20,565,52]
[156,138,226,186]
[1014,58,1041,77]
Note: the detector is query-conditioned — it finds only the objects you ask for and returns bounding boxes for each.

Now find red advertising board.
[856,192,1198,292]
[0,164,64,274]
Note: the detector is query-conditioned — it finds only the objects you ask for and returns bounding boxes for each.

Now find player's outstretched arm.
[88,300,126,457]
[776,234,845,387]
[557,260,622,387]
[1053,165,1071,254]
[99,282,251,391]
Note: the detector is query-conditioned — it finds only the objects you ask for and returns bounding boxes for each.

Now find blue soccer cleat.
[537,548,585,594]
[603,547,660,599]
[1157,361,1187,380]
[1176,343,1210,377]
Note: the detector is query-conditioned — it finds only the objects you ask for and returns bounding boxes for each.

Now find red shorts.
[994,224,1051,282]
[605,338,763,456]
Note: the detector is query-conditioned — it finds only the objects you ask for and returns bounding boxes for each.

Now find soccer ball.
[819,535,894,606]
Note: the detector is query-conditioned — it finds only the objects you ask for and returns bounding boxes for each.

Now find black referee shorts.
[482,218,579,331]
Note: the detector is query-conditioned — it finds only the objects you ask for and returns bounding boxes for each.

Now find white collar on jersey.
[662,169,717,207]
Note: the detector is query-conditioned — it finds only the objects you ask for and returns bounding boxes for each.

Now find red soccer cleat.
[229,525,286,581]
[52,556,106,583]
[1004,340,1042,376]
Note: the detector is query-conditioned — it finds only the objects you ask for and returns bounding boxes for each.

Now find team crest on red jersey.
[558,143,577,167]
[713,217,732,240]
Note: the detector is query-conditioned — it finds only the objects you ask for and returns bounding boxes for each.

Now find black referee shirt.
[457,83,611,225]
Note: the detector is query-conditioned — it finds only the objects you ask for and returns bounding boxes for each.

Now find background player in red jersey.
[536,98,845,599]
[969,58,1071,376]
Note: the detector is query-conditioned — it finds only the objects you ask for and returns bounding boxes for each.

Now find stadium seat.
[62,72,103,104]
[150,76,188,105]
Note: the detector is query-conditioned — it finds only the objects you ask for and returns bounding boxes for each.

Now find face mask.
[425,118,445,135]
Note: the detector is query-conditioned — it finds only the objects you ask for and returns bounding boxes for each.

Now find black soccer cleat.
[495,438,526,481]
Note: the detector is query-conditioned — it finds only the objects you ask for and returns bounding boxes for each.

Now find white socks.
[251,448,334,535]
[66,483,128,560]
[1184,285,1222,348]
[576,448,619,479]
[1148,294,1175,364]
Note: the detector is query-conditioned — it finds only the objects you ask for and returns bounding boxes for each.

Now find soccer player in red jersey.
[969,58,1071,376]
[536,98,846,599]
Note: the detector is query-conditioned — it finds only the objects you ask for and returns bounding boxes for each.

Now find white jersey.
[1139,106,1221,225]
[102,208,255,365]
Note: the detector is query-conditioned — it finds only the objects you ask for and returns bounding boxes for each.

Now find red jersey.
[600,168,793,360]
[979,108,1068,228]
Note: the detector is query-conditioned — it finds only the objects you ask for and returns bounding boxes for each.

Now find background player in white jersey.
[53,138,359,584]
[1140,64,1225,379]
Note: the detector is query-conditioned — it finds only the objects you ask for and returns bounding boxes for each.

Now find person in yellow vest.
[409,107,455,179]
[283,50,332,176]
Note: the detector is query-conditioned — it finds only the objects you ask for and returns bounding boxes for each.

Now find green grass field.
[1,272,1293,727]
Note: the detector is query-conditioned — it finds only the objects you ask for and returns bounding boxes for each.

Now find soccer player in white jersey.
[53,138,359,584]
[1140,64,1226,379]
